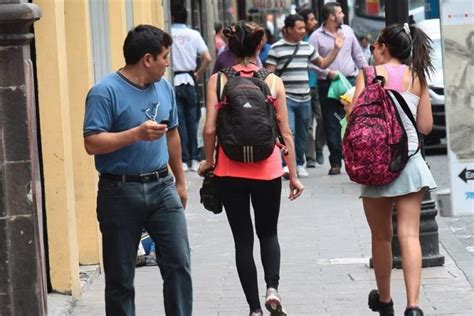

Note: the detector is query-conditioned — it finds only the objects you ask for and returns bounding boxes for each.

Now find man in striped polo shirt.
[266,14,343,179]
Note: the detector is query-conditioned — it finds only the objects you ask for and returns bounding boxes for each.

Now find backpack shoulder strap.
[389,90,417,131]
[254,68,271,80]
[221,66,239,78]
[254,68,277,96]
[388,89,421,155]
[216,67,239,102]
[362,66,376,86]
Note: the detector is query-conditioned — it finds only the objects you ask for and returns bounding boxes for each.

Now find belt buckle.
[140,171,162,182]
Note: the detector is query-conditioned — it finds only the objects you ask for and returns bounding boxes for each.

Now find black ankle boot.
[368,289,394,316]
[404,306,424,316]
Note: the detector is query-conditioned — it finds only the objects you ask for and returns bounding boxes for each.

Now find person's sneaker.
[306,159,316,168]
[296,165,309,178]
[265,288,287,316]
[190,160,200,172]
[282,166,290,180]
[328,166,341,175]
[316,151,324,165]
[182,162,189,172]
[368,289,394,316]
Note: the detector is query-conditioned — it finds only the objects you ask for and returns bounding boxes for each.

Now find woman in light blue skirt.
[349,24,437,316]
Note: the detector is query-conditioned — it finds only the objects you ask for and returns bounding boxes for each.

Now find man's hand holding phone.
[138,119,168,141]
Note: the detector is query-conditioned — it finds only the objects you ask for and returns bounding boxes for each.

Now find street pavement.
[60,154,473,316]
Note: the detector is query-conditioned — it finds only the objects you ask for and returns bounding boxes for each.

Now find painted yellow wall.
[133,0,153,25]
[63,0,101,266]
[152,0,164,28]
[108,0,128,70]
[33,0,80,297]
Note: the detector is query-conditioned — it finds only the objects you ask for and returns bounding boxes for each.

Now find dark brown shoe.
[328,166,341,175]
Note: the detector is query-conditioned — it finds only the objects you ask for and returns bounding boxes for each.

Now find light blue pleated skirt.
[360,151,437,198]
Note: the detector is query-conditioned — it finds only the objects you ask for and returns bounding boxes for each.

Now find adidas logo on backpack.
[216,67,281,163]
[342,66,420,186]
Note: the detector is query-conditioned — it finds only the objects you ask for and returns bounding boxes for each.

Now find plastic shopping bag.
[328,72,352,100]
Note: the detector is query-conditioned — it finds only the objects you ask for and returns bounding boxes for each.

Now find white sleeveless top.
[383,64,420,151]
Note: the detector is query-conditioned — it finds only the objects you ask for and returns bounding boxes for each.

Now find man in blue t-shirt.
[83,25,191,316]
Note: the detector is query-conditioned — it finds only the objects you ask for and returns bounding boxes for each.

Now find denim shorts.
[360,151,437,198]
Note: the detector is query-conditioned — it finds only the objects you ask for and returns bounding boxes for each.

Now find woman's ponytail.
[409,24,435,88]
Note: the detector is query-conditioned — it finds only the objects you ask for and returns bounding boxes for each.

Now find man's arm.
[194,51,212,82]
[84,121,168,155]
[309,31,330,79]
[311,32,344,69]
[166,127,187,208]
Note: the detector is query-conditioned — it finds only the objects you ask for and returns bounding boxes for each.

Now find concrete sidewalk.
[63,157,473,316]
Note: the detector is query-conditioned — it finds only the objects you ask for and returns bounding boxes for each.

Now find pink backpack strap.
[362,66,376,86]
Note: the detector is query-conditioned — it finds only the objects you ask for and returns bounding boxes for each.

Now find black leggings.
[216,176,282,310]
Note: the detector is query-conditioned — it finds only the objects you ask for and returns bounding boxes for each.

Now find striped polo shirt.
[266,39,319,102]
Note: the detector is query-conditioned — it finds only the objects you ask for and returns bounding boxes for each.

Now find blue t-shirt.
[83,72,178,174]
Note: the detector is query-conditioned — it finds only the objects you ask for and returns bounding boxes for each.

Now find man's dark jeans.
[97,174,192,316]
[318,80,346,167]
[305,87,326,160]
[175,84,200,164]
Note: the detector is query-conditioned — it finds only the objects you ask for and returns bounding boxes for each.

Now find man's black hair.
[284,14,305,30]
[171,4,187,24]
[298,7,315,24]
[321,2,341,22]
[123,25,172,65]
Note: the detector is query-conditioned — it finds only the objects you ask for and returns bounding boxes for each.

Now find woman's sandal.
[404,306,424,316]
[368,289,394,316]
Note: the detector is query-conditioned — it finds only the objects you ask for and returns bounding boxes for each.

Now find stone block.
[12,289,40,315]
[1,88,30,162]
[0,293,12,316]
[0,46,23,87]
[9,216,38,290]
[0,219,10,294]
[4,161,33,216]
[0,171,5,218]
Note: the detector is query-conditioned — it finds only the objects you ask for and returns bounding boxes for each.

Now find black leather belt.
[100,167,169,183]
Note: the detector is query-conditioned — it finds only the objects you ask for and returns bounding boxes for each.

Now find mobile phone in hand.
[159,119,169,126]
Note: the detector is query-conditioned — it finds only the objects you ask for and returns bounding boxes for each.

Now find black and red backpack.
[216,67,286,163]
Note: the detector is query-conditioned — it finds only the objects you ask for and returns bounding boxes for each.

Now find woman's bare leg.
[394,190,425,307]
[363,197,395,303]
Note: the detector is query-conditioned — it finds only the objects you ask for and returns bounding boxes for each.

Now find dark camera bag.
[199,171,222,214]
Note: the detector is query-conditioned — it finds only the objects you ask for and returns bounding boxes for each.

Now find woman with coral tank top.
[198,21,304,316]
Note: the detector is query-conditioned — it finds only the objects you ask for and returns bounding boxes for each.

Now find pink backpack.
[342,66,419,186]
